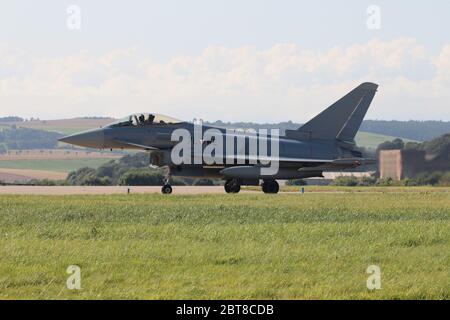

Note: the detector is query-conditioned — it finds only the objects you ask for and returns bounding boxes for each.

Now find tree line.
[0,127,62,152]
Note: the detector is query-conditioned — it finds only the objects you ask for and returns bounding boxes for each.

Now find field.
[3,118,114,135]
[0,149,121,181]
[0,187,448,299]
[354,131,416,149]
[0,169,67,183]
[0,149,122,161]
[0,159,115,173]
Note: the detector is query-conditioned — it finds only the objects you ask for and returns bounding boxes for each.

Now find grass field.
[0,187,448,299]
[42,127,93,135]
[0,159,115,173]
[5,118,114,135]
[354,131,416,149]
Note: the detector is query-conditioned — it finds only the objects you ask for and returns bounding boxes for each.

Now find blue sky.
[2,1,449,56]
[0,1,449,121]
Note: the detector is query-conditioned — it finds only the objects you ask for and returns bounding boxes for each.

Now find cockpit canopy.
[108,113,182,127]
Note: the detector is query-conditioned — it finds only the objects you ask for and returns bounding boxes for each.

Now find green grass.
[355,131,417,149]
[0,187,449,299]
[0,159,115,173]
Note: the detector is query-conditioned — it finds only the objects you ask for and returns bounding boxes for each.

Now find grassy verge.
[244,185,450,193]
[0,188,448,299]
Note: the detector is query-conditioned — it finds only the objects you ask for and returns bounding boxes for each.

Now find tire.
[224,182,233,193]
[270,180,279,194]
[161,184,172,194]
[232,183,241,193]
[262,183,268,193]
[224,179,241,193]
[262,180,279,194]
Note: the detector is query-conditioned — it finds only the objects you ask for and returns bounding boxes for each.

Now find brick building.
[379,149,449,180]
[379,149,426,180]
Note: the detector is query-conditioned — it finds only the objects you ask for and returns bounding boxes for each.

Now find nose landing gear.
[161,166,172,194]
[161,184,173,194]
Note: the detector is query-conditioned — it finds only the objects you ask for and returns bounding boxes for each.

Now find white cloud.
[0,38,449,122]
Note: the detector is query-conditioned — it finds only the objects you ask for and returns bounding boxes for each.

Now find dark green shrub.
[193,179,216,186]
[438,172,450,186]
[118,168,165,186]
[331,176,359,186]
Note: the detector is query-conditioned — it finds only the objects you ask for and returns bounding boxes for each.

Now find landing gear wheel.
[161,184,172,194]
[262,180,279,194]
[224,179,241,193]
[160,165,173,194]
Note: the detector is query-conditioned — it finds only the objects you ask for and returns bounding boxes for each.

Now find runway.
[0,185,232,195]
[0,185,440,195]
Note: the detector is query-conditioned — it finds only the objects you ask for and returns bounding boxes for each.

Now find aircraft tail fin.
[295,82,378,141]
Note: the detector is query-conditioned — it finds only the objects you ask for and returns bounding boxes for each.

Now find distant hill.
[0,116,24,123]
[0,117,114,135]
[354,131,416,149]
[0,127,62,150]
[360,120,450,141]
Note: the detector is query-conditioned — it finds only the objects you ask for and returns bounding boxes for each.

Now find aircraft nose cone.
[59,128,105,149]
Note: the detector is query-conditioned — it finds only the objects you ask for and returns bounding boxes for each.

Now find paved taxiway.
[0,186,234,195]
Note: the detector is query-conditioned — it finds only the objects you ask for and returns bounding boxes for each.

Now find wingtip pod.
[358,82,378,90]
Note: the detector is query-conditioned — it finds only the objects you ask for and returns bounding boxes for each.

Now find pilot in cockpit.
[147,114,155,125]
[134,114,157,126]
[108,113,181,128]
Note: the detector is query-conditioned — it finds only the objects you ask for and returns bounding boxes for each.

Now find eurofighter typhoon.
[60,82,378,194]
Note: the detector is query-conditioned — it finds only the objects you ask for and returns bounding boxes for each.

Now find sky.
[0,0,449,122]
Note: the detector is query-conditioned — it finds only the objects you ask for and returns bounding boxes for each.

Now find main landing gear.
[224,179,241,193]
[223,179,279,194]
[262,179,279,194]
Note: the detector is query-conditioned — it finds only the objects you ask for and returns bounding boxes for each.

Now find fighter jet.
[59,82,378,194]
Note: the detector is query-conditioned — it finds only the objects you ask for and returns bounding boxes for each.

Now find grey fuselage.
[61,121,359,180]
